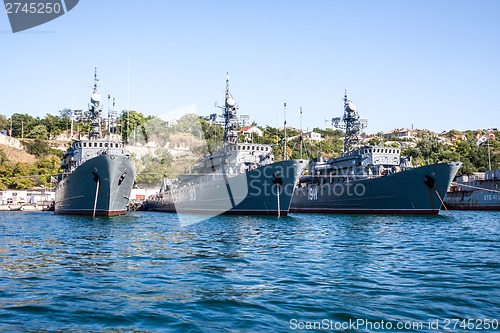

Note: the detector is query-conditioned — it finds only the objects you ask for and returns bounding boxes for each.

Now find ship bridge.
[60,139,128,172]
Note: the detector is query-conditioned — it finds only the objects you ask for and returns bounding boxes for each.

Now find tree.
[32,155,61,187]
[0,115,9,134]
[134,149,173,188]
[10,113,39,138]
[25,138,51,157]
[42,114,64,139]
[120,110,147,143]
[29,124,49,139]
[3,163,34,189]
[171,114,203,138]
[143,116,170,147]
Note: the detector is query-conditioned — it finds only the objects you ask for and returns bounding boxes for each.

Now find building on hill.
[437,131,468,145]
[384,128,416,140]
[240,126,263,141]
[288,131,323,143]
[303,131,323,142]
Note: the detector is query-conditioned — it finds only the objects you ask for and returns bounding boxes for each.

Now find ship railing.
[310,174,387,182]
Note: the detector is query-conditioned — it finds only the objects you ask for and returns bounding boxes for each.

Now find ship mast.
[222,74,238,144]
[332,90,367,154]
[88,67,103,140]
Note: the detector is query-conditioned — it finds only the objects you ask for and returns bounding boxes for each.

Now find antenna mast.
[283,103,287,161]
[88,67,103,140]
[300,107,303,159]
[332,90,367,154]
[221,73,238,144]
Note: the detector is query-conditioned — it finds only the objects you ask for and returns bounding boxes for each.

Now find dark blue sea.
[0,211,499,332]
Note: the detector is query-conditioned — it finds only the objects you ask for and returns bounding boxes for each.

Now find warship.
[54,68,135,216]
[146,76,308,216]
[290,92,462,214]
[445,170,500,209]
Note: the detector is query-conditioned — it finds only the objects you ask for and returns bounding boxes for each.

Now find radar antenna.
[216,73,239,144]
[88,67,103,140]
[332,90,367,154]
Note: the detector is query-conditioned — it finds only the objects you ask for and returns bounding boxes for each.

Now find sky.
[1,0,499,134]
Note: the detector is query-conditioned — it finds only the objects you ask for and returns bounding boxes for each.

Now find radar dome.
[91,93,101,104]
[226,98,236,107]
[347,102,356,112]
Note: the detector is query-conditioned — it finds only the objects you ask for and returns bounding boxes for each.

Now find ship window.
[99,143,103,148]
[83,142,87,147]
[104,143,108,147]
[252,146,255,150]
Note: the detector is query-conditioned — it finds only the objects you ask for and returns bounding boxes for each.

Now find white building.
[0,189,55,205]
[303,131,323,142]
[240,126,263,141]
[385,128,416,140]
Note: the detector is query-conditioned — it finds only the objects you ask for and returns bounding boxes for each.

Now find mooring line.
[435,190,449,213]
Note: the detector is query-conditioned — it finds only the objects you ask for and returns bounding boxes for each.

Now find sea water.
[0,211,499,332]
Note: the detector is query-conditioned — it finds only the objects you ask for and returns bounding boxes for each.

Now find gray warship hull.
[290,162,461,214]
[146,159,308,216]
[445,182,500,210]
[55,154,135,216]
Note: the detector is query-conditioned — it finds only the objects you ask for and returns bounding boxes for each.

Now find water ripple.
[0,211,498,332]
